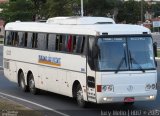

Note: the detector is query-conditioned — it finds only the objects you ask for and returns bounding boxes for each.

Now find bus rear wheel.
[76,84,87,108]
[19,72,28,92]
[28,73,39,95]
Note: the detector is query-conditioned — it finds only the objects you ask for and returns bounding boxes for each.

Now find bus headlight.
[147,95,155,100]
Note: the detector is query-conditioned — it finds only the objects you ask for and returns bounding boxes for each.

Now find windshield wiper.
[115,49,127,73]
[115,57,125,73]
[129,50,145,73]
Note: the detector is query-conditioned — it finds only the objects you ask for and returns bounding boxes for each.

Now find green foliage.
[0,0,34,23]
[1,0,160,23]
[151,3,160,17]
[43,0,73,17]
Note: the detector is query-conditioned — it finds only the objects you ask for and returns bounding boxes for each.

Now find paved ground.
[0,46,160,116]
[0,45,3,67]
[152,34,160,48]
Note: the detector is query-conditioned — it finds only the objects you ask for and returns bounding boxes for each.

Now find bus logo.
[38,55,61,67]
[127,85,133,92]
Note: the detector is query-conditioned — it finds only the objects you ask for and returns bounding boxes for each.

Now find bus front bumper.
[96,90,157,104]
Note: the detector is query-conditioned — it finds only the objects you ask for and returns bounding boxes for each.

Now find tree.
[31,0,47,20]
[0,0,34,22]
[42,0,73,17]
[151,3,160,18]
[117,0,149,24]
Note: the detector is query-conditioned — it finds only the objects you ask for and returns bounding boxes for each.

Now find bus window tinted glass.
[128,37,155,69]
[48,34,56,51]
[32,33,38,48]
[5,31,12,45]
[37,33,47,50]
[18,32,24,47]
[97,38,128,71]
[27,33,33,48]
[75,36,85,53]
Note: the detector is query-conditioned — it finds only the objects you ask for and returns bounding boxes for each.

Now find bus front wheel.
[28,73,39,95]
[76,84,87,108]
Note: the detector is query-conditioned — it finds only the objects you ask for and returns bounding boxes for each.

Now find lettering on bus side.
[38,55,61,66]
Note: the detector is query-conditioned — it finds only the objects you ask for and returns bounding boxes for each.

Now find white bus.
[3,17,157,107]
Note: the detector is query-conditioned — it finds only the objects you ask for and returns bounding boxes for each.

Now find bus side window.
[48,34,56,51]
[37,33,47,50]
[56,35,63,51]
[67,35,73,52]
[32,33,38,48]
[72,36,77,53]
[75,36,85,54]
[27,33,33,48]
[62,35,68,52]
[18,32,23,47]
[5,31,11,46]
[12,32,19,46]
[24,32,28,47]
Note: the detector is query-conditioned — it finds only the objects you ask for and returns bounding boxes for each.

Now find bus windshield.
[97,36,155,71]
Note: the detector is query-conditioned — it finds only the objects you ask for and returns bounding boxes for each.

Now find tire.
[28,73,39,95]
[19,72,28,92]
[76,84,87,108]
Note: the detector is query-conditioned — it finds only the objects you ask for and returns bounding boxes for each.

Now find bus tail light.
[97,85,102,92]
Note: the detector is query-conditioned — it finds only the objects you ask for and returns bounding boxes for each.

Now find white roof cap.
[46,16,115,25]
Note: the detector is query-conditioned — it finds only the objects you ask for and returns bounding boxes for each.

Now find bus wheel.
[76,84,87,108]
[19,72,28,92]
[28,73,39,95]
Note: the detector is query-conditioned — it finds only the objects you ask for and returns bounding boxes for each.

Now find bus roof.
[46,16,115,25]
[5,17,151,36]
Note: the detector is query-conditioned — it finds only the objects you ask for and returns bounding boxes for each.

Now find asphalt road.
[0,45,3,67]
[0,46,160,116]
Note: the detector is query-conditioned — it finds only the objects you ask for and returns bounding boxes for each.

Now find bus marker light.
[103,97,112,101]
[149,96,155,100]
[97,85,102,92]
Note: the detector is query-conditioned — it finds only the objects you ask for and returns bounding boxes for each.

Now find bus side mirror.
[153,42,157,57]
